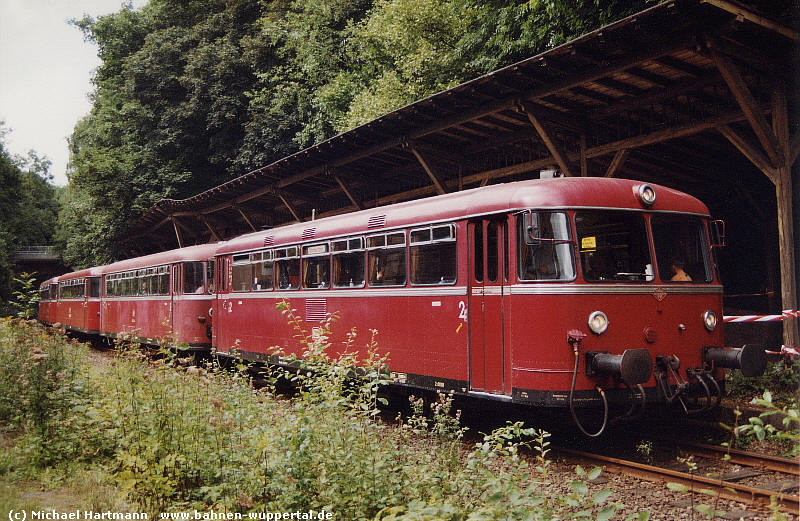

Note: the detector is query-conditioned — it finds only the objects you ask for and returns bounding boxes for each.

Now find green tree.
[0,126,59,312]
[61,0,657,265]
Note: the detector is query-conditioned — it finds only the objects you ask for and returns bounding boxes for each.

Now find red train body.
[39,178,765,432]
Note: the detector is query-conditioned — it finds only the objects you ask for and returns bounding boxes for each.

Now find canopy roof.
[123,0,798,345]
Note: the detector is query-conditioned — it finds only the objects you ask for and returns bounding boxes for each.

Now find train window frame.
[59,278,86,299]
[367,231,407,287]
[275,246,301,290]
[409,223,457,286]
[231,253,253,292]
[332,237,366,289]
[650,214,713,284]
[183,262,206,294]
[575,210,653,283]
[252,250,274,291]
[88,277,101,298]
[517,211,577,283]
[302,242,331,290]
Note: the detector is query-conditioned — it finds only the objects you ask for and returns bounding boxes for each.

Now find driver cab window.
[518,212,575,281]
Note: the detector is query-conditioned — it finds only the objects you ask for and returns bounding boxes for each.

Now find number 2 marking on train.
[458,300,468,321]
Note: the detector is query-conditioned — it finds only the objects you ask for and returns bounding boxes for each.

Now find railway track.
[556,446,800,515]
[676,441,799,476]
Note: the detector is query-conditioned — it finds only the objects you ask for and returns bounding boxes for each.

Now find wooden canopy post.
[771,82,798,348]
[713,46,798,347]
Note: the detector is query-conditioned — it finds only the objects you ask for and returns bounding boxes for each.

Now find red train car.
[211,178,764,433]
[100,243,217,349]
[42,178,765,435]
[38,278,58,325]
[46,268,103,334]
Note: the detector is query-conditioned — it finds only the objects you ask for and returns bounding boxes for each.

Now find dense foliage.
[0,128,60,313]
[61,0,651,267]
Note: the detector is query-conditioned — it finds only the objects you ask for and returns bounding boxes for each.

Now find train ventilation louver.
[263,236,275,247]
[305,298,327,323]
[368,215,387,228]
[302,228,317,240]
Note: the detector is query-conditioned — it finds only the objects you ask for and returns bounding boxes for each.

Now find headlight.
[703,310,718,332]
[588,311,609,334]
[638,184,657,206]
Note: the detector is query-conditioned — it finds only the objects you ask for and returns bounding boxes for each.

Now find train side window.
[367,232,406,287]
[137,269,148,296]
[183,262,206,293]
[253,250,274,291]
[89,278,101,298]
[159,266,169,295]
[302,243,330,289]
[518,212,576,282]
[332,237,365,288]
[410,224,457,286]
[231,254,252,292]
[275,247,300,290]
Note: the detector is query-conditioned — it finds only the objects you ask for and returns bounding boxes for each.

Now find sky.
[0,0,146,186]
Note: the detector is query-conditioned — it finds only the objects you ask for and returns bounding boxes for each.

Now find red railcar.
[44,269,103,334]
[212,178,764,433]
[38,279,58,325]
[43,178,765,435]
[100,243,217,349]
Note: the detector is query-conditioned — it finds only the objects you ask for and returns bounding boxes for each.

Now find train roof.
[217,177,710,254]
[102,242,221,274]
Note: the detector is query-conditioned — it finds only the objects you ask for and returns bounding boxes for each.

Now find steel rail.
[677,442,800,477]
[556,447,799,514]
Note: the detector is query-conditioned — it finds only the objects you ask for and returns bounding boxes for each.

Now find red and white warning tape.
[723,309,799,322]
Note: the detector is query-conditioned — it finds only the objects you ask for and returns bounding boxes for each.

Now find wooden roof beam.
[717,125,776,183]
[233,206,258,232]
[708,44,782,166]
[407,142,449,195]
[196,214,221,242]
[604,149,630,178]
[277,192,302,222]
[700,0,799,40]
[521,102,575,177]
[171,218,183,249]
[333,174,364,211]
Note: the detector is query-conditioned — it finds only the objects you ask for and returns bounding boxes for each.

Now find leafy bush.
[726,360,799,406]
[0,318,93,468]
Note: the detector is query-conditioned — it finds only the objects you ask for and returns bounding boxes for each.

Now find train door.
[211,256,227,349]
[171,263,181,339]
[468,218,507,393]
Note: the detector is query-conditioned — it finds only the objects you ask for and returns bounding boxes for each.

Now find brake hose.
[568,348,609,437]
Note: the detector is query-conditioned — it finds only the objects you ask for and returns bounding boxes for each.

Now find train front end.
[510,181,766,435]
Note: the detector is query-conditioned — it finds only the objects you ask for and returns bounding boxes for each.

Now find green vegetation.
[725,360,800,406]
[0,128,60,315]
[61,0,658,267]
[0,314,645,519]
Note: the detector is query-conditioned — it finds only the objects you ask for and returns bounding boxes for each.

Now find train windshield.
[651,215,712,283]
[576,211,652,283]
